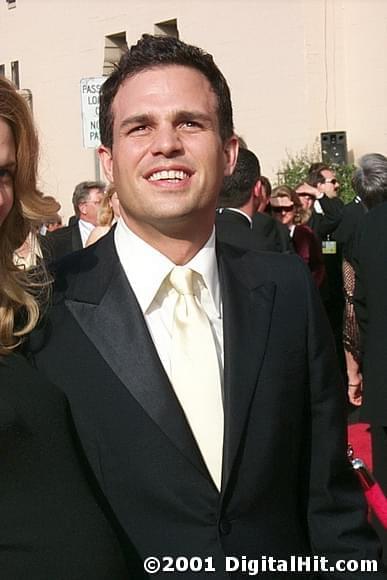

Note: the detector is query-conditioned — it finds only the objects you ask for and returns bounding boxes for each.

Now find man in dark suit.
[31,34,385,577]
[296,170,345,373]
[334,152,387,266]
[216,148,291,252]
[301,163,344,238]
[352,153,387,562]
[45,180,104,260]
[333,197,367,264]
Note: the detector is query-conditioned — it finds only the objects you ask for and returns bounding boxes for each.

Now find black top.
[0,353,132,579]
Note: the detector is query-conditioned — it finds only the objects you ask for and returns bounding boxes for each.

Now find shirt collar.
[114,218,221,316]
[223,207,252,226]
[78,219,94,232]
[78,219,95,247]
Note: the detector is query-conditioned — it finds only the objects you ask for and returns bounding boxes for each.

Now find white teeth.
[148,170,188,181]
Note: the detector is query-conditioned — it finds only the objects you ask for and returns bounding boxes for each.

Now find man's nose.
[150,125,183,157]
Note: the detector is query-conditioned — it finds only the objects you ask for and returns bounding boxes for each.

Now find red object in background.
[348,422,372,470]
[348,426,387,529]
[365,485,387,528]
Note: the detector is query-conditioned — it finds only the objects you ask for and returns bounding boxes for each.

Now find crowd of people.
[1,33,387,577]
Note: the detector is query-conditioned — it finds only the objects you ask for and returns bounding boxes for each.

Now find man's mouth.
[147,169,190,183]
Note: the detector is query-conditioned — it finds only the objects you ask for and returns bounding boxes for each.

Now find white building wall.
[0,0,386,220]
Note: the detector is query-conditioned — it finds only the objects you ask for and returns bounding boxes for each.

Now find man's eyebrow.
[119,114,153,132]
[174,110,213,124]
[118,110,214,132]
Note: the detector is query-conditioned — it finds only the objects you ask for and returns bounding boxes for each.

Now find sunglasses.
[324,178,338,185]
[272,205,294,213]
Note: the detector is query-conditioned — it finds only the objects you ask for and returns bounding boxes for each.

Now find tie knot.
[169,267,195,296]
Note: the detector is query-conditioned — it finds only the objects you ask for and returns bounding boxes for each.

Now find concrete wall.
[0,0,386,220]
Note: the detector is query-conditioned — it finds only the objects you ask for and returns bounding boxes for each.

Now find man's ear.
[316,181,324,194]
[252,180,262,200]
[223,135,239,176]
[79,202,87,216]
[98,145,114,184]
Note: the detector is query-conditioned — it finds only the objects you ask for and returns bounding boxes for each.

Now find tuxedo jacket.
[306,197,344,316]
[0,353,132,579]
[30,230,383,579]
[45,221,83,261]
[216,209,291,253]
[333,198,367,264]
[252,211,292,252]
[354,202,387,426]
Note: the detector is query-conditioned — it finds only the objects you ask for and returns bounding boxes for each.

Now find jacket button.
[219,519,232,535]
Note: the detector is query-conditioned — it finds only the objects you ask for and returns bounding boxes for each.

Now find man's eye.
[183,121,200,128]
[129,125,149,135]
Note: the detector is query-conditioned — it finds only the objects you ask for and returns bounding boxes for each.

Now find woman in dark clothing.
[270,185,326,288]
[0,77,131,579]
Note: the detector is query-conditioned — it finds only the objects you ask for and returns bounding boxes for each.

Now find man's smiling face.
[99,65,237,240]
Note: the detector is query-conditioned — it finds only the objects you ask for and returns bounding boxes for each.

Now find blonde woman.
[270,185,326,287]
[86,184,120,246]
[0,78,129,577]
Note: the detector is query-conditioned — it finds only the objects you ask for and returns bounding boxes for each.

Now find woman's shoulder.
[0,352,67,418]
[0,354,130,579]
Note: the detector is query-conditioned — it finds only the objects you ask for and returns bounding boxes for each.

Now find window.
[11,60,19,88]
[0,64,5,77]
[154,19,179,39]
[103,32,127,76]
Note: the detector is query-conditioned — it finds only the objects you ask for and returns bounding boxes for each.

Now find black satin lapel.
[219,250,276,487]
[66,267,207,478]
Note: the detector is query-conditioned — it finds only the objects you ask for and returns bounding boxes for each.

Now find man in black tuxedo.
[352,153,387,561]
[297,168,345,373]
[31,35,385,578]
[45,180,104,260]
[216,148,291,252]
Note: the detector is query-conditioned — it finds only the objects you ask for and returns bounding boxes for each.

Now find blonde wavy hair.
[97,185,117,227]
[0,77,59,355]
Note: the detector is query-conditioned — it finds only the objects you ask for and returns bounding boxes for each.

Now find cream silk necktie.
[169,266,224,490]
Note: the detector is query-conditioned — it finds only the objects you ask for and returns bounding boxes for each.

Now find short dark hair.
[99,34,234,149]
[259,175,272,198]
[218,148,261,209]
[352,153,387,210]
[307,162,331,187]
[72,180,105,217]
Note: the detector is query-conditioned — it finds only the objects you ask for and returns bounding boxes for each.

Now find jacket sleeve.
[316,196,344,238]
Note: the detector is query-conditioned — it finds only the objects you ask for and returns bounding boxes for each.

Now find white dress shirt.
[78,219,95,247]
[114,218,224,383]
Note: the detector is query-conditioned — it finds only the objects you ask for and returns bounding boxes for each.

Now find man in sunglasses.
[296,163,343,239]
[296,164,345,374]
[309,163,340,199]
